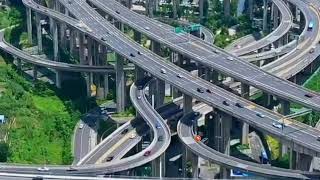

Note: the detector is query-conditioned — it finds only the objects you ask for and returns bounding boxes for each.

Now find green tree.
[0,142,9,162]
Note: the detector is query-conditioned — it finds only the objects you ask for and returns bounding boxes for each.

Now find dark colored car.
[197,88,204,93]
[144,151,151,156]
[106,156,114,162]
[121,129,129,135]
[223,100,230,106]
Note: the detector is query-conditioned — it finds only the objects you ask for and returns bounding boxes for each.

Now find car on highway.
[130,133,137,139]
[130,53,135,57]
[79,123,84,129]
[137,96,142,100]
[309,47,315,54]
[101,36,107,41]
[176,74,183,78]
[317,136,320,141]
[256,112,265,118]
[201,137,208,144]
[206,89,212,93]
[116,10,120,14]
[235,102,243,108]
[194,135,202,142]
[305,93,314,98]
[66,167,78,171]
[37,167,49,172]
[145,26,150,30]
[106,156,114,162]
[272,122,283,129]
[158,136,163,141]
[160,68,167,74]
[197,88,204,93]
[137,51,143,55]
[121,129,129,135]
[194,112,200,116]
[144,150,151,156]
[308,21,314,31]
[156,124,161,129]
[227,56,234,61]
[32,177,43,180]
[222,100,230,106]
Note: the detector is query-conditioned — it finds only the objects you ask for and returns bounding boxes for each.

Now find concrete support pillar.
[35,13,42,54]
[116,54,125,112]
[151,41,161,56]
[53,20,59,61]
[182,94,198,178]
[199,0,204,24]
[79,33,85,65]
[26,8,32,44]
[152,153,166,177]
[172,0,178,19]
[55,70,62,89]
[263,0,268,33]
[224,0,230,17]
[279,99,290,156]
[155,79,165,108]
[273,3,279,28]
[240,83,250,145]
[171,52,182,98]
[133,31,141,44]
[248,0,253,20]
[33,65,38,82]
[69,29,75,54]
[60,23,67,49]
[214,110,231,179]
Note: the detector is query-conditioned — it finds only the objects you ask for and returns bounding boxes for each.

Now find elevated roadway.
[88,0,320,113]
[177,111,320,179]
[22,0,320,161]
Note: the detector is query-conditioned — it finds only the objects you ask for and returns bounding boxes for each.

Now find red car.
[144,150,151,156]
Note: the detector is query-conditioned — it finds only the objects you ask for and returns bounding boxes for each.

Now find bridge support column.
[170,52,182,98]
[133,30,141,43]
[151,41,161,56]
[263,0,268,33]
[55,70,62,89]
[199,0,204,24]
[279,99,290,156]
[182,94,198,178]
[172,0,178,19]
[116,54,125,112]
[248,0,253,20]
[79,33,85,65]
[53,20,59,61]
[214,110,231,179]
[100,45,109,99]
[35,13,42,54]
[33,65,38,82]
[26,8,32,44]
[152,153,166,177]
[60,23,67,49]
[241,83,250,145]
[155,79,165,108]
[224,0,230,17]
[272,2,279,28]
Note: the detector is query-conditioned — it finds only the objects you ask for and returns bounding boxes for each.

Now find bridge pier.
[213,110,231,179]
[33,65,38,82]
[170,52,182,98]
[248,0,253,19]
[181,94,198,178]
[240,83,250,145]
[263,0,268,33]
[55,70,62,89]
[280,99,290,156]
[172,0,178,19]
[60,22,67,49]
[224,0,231,17]
[53,20,59,61]
[116,54,126,112]
[35,13,42,54]
[272,2,279,29]
[151,153,166,177]
[26,8,32,44]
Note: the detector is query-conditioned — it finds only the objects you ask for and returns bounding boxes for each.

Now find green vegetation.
[0,57,81,164]
[0,7,22,29]
[112,106,135,118]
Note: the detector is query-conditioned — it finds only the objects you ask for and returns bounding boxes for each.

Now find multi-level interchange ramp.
[1,0,320,179]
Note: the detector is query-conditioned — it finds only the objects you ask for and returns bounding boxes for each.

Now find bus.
[308,21,314,31]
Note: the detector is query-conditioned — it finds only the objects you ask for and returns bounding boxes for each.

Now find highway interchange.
[1,0,320,179]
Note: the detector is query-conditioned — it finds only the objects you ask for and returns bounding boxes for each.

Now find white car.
[227,56,234,61]
[37,167,49,171]
[130,133,137,139]
[160,68,167,74]
[137,96,142,100]
[272,122,283,129]
[79,123,84,129]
